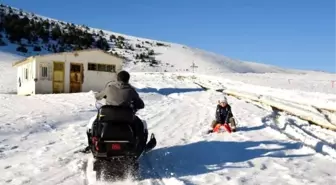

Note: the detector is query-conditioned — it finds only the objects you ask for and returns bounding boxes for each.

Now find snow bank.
[218,72,336,94]
[222,89,336,130]
[262,112,336,160]
[221,77,336,111]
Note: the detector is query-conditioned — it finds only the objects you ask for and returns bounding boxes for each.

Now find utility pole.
[191,62,198,73]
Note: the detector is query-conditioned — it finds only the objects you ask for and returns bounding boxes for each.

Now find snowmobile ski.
[144,133,157,152]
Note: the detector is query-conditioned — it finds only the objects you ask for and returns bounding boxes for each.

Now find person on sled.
[208,96,237,133]
[83,70,149,154]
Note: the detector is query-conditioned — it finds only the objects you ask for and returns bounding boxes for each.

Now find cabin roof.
[12,48,124,67]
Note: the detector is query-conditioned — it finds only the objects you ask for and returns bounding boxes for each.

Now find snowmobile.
[86,100,157,181]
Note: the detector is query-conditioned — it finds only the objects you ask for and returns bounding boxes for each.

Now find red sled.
[213,123,232,133]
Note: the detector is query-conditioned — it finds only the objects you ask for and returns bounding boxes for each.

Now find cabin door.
[70,63,83,93]
[52,62,65,93]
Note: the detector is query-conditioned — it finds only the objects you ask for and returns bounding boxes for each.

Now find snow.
[0,5,335,184]
[0,51,24,94]
[1,68,336,185]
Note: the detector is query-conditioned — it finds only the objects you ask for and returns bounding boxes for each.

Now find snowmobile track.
[81,158,89,185]
[79,153,165,185]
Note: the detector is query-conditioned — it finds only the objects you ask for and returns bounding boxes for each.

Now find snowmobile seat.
[97,105,135,123]
[100,121,135,141]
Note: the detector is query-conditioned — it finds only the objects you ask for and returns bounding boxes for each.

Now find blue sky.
[2,0,335,72]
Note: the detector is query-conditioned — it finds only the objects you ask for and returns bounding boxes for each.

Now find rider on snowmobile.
[208,96,237,133]
[84,70,148,154]
[94,70,145,110]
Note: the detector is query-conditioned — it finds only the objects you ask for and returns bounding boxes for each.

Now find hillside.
[0,3,307,74]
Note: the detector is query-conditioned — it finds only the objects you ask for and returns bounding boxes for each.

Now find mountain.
[0,3,308,74]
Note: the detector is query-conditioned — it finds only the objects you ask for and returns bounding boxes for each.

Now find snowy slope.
[117,40,302,74]
[1,72,336,185]
[0,3,319,75]
[0,51,24,94]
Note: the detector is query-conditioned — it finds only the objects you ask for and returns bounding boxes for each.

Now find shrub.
[148,49,155,55]
[33,46,41,51]
[156,42,166,46]
[16,45,28,53]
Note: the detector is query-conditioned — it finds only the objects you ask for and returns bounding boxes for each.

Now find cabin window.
[106,65,115,72]
[24,68,28,80]
[88,63,116,72]
[41,67,48,77]
[97,64,106,71]
[40,63,51,80]
[70,64,81,72]
[88,63,97,70]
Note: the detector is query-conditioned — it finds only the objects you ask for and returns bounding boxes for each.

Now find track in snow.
[133,89,336,185]
[1,76,336,185]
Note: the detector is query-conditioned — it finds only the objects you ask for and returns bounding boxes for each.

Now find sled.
[213,123,232,133]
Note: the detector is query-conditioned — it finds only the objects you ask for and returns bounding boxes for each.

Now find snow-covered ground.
[1,69,336,185]
[0,5,335,184]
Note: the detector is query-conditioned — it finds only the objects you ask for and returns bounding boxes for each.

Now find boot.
[229,118,237,132]
[207,120,218,133]
[79,146,91,153]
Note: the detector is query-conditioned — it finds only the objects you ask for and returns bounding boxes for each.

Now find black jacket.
[215,104,233,123]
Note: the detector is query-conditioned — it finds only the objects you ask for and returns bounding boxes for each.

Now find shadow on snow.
[136,87,204,96]
[139,140,311,180]
[238,124,266,132]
